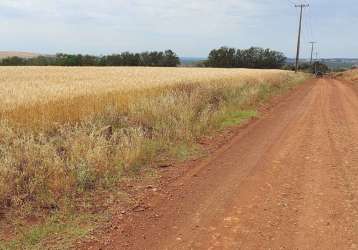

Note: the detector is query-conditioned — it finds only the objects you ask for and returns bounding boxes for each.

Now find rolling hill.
[0,51,40,59]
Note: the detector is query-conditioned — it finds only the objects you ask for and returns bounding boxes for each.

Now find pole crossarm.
[295,4,309,8]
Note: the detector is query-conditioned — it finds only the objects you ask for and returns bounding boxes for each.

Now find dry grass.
[0,66,308,215]
[335,68,358,82]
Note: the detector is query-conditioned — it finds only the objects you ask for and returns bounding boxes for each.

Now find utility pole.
[309,41,316,64]
[314,51,319,75]
[295,4,309,73]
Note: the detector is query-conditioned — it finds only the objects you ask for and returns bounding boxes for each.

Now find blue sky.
[0,0,357,58]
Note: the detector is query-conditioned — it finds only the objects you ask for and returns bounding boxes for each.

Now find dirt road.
[86,78,358,249]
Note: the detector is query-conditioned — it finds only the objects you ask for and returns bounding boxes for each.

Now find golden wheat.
[0,67,294,129]
[0,66,288,109]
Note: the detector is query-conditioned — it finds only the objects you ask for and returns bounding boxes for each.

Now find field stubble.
[0,67,307,226]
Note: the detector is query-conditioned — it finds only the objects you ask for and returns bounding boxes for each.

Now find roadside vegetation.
[0,67,308,248]
[283,61,330,74]
[334,68,358,82]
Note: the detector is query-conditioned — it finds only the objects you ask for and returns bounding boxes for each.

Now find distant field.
[0,51,40,59]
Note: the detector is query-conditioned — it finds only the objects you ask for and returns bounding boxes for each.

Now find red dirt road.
[85,78,358,249]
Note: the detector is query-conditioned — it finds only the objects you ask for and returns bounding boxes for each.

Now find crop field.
[0,67,307,223]
[0,67,290,108]
[0,67,298,129]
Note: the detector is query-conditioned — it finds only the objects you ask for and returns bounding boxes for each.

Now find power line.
[301,10,310,54]
[287,0,298,5]
[304,9,313,42]
[305,7,316,48]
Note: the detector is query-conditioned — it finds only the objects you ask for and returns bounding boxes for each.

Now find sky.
[0,0,357,58]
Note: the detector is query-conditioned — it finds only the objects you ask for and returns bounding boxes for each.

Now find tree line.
[1,46,328,72]
[204,47,287,69]
[0,50,180,67]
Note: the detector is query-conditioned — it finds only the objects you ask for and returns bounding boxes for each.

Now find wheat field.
[0,67,295,129]
[0,67,287,109]
[0,66,307,215]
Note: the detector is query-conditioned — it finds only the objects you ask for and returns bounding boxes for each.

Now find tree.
[206,47,236,68]
[0,50,181,67]
[27,56,56,66]
[81,55,99,66]
[205,47,286,69]
[0,56,26,66]
[161,50,180,67]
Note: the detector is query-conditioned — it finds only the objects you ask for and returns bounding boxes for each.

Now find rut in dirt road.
[85,79,358,250]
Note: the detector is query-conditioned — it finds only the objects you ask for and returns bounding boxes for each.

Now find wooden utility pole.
[295,4,309,73]
[314,51,319,75]
[309,41,316,64]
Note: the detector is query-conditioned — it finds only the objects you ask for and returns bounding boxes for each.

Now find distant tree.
[312,62,329,74]
[206,47,236,68]
[102,54,123,66]
[121,52,141,66]
[161,50,180,67]
[282,62,330,74]
[0,56,27,66]
[139,52,151,66]
[205,47,286,69]
[27,56,56,66]
[0,50,180,67]
[261,48,286,69]
[81,55,99,66]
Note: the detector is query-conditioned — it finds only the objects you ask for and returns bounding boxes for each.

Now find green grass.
[168,143,202,162]
[0,213,102,250]
[220,110,257,128]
